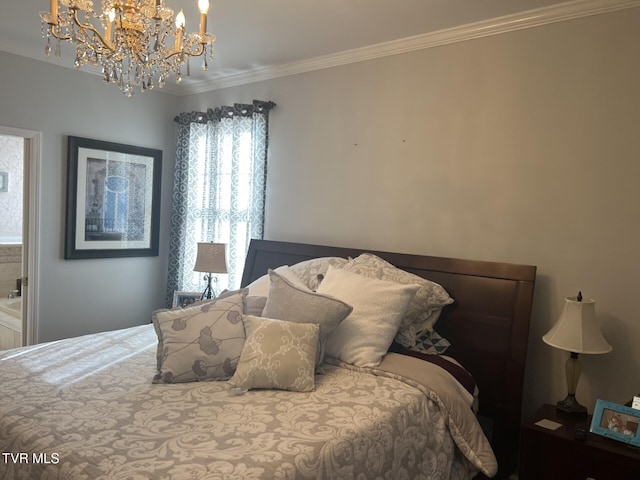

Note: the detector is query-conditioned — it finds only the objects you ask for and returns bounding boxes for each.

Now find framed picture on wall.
[65,136,162,259]
[590,399,640,447]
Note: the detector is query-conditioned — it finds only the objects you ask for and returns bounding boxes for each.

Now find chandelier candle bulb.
[50,0,58,19]
[198,0,210,13]
[175,10,185,51]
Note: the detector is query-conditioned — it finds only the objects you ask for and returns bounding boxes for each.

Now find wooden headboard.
[241,239,536,479]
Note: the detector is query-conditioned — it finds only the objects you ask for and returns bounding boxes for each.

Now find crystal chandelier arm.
[45,7,116,55]
[47,24,72,42]
[69,9,116,54]
[42,10,72,42]
[166,41,205,60]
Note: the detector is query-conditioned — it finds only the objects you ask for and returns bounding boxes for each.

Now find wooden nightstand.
[519,403,640,479]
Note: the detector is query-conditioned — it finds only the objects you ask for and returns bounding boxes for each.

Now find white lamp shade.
[193,242,228,274]
[543,295,612,354]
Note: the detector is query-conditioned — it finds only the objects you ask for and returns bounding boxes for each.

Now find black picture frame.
[65,136,162,259]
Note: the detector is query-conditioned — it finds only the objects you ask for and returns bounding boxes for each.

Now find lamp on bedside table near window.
[193,242,228,300]
[543,292,612,416]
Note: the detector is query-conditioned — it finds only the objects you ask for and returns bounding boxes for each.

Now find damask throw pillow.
[289,256,349,290]
[229,315,319,392]
[152,290,246,383]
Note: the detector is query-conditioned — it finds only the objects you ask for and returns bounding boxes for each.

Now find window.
[166,101,275,304]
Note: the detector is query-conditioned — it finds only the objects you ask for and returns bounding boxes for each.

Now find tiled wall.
[0,326,20,349]
[0,244,21,296]
[0,244,21,350]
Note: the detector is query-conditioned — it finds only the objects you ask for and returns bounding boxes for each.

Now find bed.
[0,239,536,480]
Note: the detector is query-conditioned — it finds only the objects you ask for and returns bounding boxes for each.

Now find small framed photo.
[172,291,201,309]
[590,399,640,447]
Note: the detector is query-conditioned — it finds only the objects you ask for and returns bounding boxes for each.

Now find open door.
[0,126,41,347]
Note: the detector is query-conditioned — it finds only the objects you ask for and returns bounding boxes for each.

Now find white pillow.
[317,266,419,367]
[340,253,454,346]
[246,265,308,297]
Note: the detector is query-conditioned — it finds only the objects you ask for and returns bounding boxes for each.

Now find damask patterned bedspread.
[0,325,495,479]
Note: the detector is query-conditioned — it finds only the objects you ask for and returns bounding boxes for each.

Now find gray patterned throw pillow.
[340,253,454,347]
[289,256,349,290]
[152,290,246,383]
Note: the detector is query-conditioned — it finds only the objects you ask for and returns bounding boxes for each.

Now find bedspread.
[0,325,494,479]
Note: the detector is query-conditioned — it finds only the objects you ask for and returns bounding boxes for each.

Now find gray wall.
[0,52,181,341]
[1,6,638,419]
[181,8,640,418]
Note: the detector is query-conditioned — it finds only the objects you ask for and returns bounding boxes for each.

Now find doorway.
[0,126,41,349]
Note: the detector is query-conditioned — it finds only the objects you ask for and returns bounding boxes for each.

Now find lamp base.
[200,273,218,300]
[200,285,213,301]
[556,394,588,416]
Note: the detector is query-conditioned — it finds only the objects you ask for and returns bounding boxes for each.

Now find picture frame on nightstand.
[172,291,201,309]
[590,399,640,447]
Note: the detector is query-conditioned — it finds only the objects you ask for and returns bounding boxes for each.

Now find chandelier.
[40,0,216,96]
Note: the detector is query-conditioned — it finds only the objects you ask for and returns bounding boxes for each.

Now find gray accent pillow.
[152,290,246,383]
[245,295,267,316]
[262,269,352,367]
[246,265,308,296]
[229,315,319,392]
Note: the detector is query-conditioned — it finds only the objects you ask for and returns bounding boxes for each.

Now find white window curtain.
[166,100,276,305]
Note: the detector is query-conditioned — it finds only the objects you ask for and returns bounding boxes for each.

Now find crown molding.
[180,0,640,96]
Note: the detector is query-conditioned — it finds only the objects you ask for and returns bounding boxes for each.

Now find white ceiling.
[0,1,635,95]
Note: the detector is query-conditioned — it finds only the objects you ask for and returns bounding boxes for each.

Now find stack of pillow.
[152,254,453,392]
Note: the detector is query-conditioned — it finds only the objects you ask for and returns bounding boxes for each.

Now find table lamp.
[193,242,228,300]
[543,292,612,415]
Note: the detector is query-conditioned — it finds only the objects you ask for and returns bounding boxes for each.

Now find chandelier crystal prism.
[40,0,216,96]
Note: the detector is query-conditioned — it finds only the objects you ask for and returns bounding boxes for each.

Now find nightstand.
[519,403,640,480]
